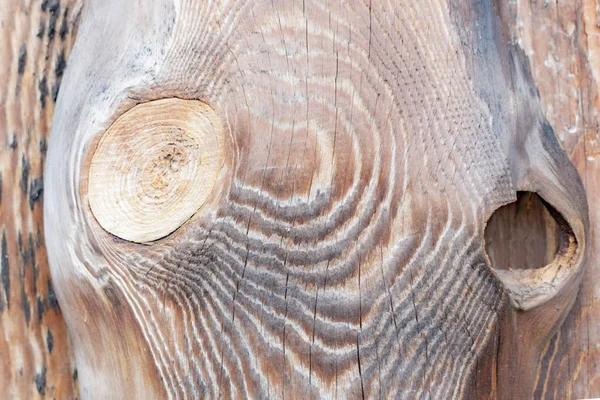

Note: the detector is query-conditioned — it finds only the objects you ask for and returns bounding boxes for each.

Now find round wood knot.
[88,98,224,243]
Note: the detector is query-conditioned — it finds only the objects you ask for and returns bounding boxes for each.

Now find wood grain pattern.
[0,0,83,398]
[43,0,589,398]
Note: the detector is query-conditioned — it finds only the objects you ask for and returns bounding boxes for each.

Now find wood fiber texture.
[0,0,83,398]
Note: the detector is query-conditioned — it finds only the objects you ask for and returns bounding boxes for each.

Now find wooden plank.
[1,0,597,398]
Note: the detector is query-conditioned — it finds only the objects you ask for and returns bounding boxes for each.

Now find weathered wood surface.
[43,0,592,398]
[0,0,82,398]
[0,0,597,399]
[502,0,600,397]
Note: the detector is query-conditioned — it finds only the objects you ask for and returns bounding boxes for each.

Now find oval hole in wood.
[484,191,579,310]
[484,191,573,271]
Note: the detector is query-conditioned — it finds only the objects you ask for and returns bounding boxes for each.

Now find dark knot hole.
[484,191,574,271]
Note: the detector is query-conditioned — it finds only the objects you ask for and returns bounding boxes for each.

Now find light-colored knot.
[88,98,223,243]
